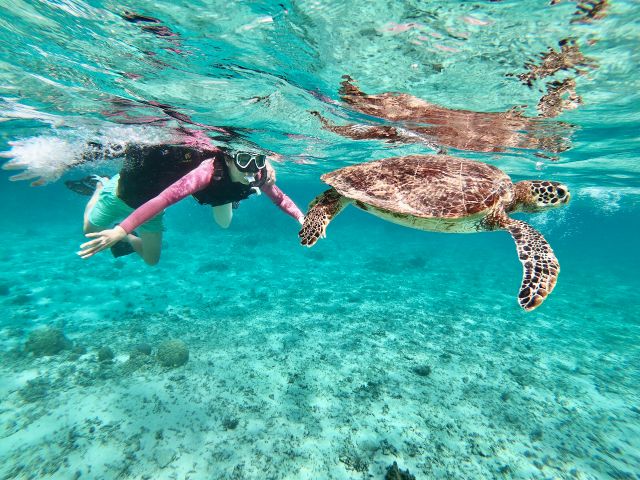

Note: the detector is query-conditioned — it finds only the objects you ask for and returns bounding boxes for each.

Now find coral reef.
[222,417,239,430]
[18,377,50,403]
[24,327,72,356]
[412,365,432,377]
[156,339,189,367]
[97,346,115,363]
[385,462,416,480]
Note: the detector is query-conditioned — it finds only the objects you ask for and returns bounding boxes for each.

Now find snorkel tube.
[246,167,268,194]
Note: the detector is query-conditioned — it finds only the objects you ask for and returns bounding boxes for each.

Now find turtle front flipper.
[299,188,348,247]
[503,218,560,311]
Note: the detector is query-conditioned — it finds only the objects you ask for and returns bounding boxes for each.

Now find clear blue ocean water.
[0,1,638,479]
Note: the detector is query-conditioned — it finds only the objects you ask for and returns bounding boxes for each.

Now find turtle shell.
[322,155,513,218]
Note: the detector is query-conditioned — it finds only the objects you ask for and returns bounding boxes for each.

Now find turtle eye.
[557,188,566,198]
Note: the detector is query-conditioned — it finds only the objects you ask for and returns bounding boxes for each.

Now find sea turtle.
[299,155,570,311]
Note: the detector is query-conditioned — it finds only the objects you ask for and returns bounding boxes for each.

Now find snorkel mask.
[233,151,268,190]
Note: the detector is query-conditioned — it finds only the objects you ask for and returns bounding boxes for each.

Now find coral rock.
[25,327,72,356]
[157,339,189,367]
[97,346,115,363]
[385,462,416,480]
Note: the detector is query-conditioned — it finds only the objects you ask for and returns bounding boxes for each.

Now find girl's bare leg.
[83,183,104,232]
[82,182,162,265]
[136,232,162,266]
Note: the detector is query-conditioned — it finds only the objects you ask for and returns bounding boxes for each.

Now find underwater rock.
[412,365,432,377]
[222,417,239,430]
[385,461,416,480]
[25,327,72,356]
[97,346,115,363]
[157,339,189,367]
[19,377,49,403]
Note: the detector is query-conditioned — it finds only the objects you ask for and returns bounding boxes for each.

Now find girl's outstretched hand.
[78,226,127,259]
[264,161,276,186]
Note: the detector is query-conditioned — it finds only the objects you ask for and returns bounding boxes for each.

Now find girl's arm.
[119,159,215,233]
[78,159,215,259]
[260,183,305,224]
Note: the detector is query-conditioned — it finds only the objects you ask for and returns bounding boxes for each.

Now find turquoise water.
[0,1,639,479]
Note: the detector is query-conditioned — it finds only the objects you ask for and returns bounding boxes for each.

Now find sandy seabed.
[0,209,638,479]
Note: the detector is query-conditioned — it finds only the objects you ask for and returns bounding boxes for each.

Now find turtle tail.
[503,218,560,311]
[299,188,347,247]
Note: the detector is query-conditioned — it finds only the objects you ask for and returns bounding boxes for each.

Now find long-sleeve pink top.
[118,159,304,233]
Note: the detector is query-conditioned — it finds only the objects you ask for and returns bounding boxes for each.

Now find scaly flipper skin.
[299,188,347,247]
[502,217,560,311]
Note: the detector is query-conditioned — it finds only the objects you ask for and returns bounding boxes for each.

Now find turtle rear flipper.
[504,218,560,311]
[299,188,347,247]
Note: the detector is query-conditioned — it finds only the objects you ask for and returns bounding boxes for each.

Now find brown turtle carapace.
[299,155,570,311]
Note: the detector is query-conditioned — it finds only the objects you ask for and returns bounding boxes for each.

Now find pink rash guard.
[118,159,304,233]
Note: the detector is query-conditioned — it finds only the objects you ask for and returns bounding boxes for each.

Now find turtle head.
[514,180,570,212]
